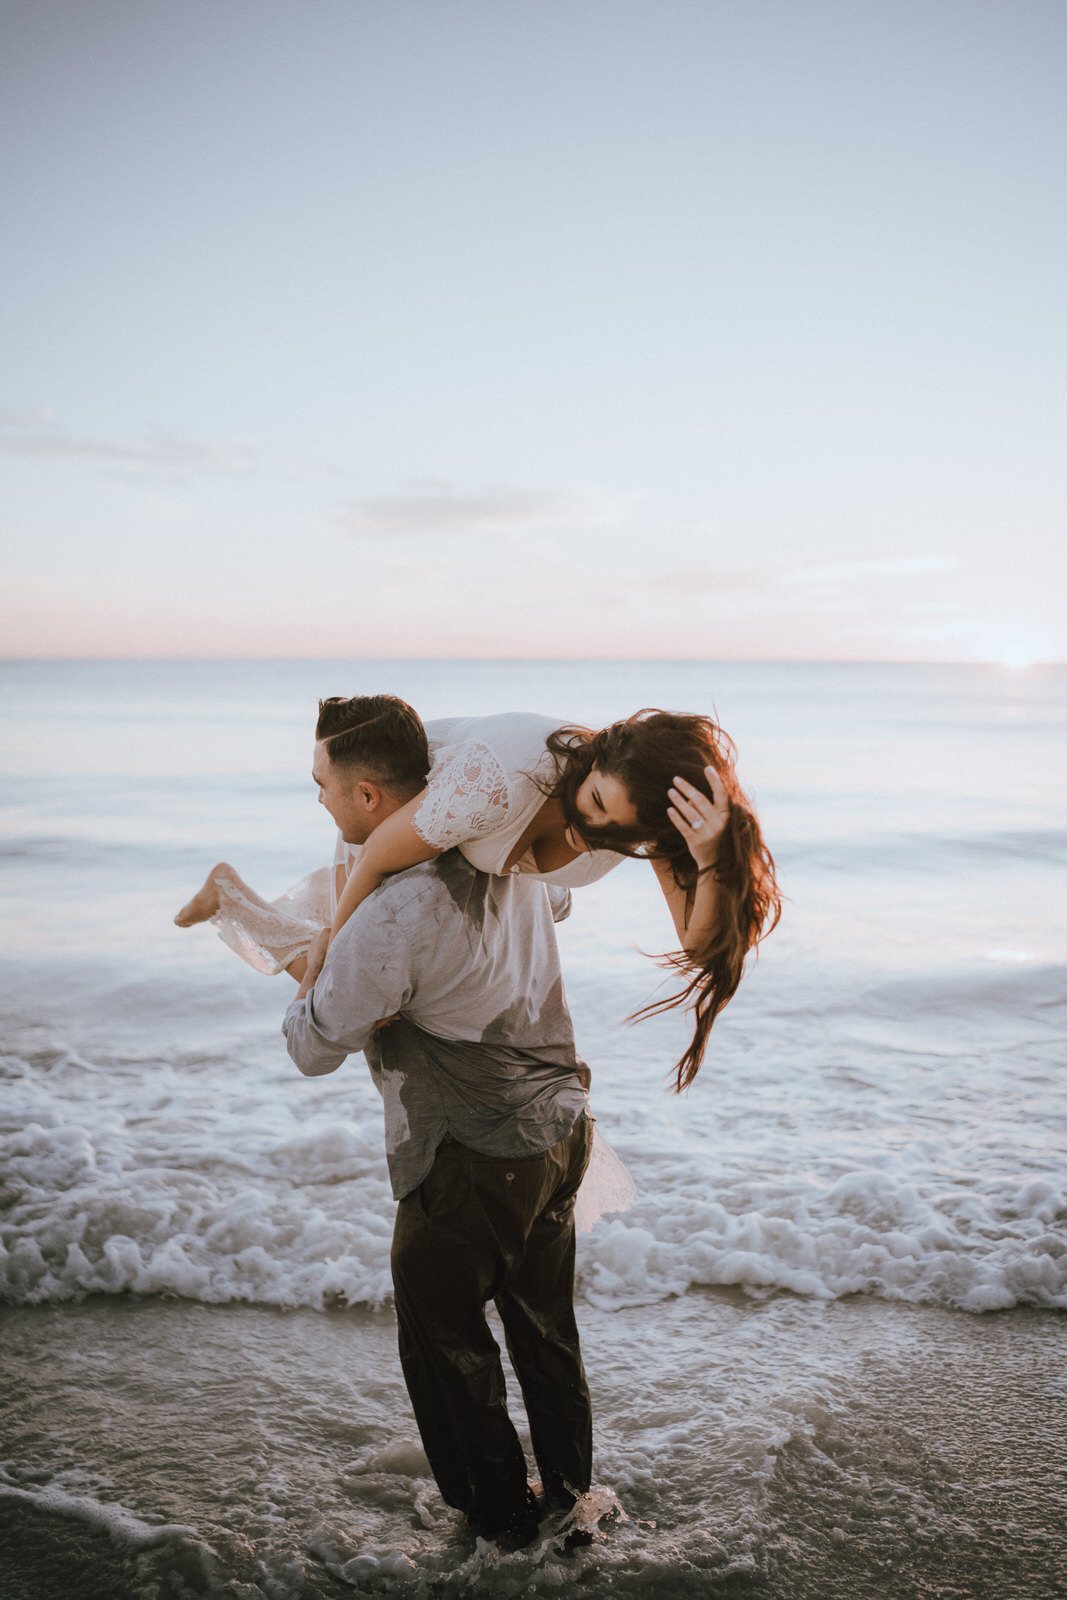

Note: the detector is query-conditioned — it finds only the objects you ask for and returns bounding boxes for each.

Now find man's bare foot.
[174,864,231,926]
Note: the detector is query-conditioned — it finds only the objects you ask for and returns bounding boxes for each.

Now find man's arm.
[282,906,413,1077]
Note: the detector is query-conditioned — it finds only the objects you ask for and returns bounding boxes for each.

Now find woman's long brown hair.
[546,709,781,1092]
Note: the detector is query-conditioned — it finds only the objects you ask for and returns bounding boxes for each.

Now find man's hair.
[315,695,430,800]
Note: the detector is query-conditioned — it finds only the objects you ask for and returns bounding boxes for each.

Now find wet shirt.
[282,851,589,1199]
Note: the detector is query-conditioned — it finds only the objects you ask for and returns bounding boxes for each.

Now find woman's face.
[572,767,640,838]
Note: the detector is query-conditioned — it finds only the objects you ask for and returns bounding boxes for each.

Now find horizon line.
[2,654,1064,669]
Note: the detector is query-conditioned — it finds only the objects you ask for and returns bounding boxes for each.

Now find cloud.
[0,425,259,474]
[336,484,618,538]
[650,553,959,601]
[649,568,771,597]
[0,406,55,426]
[797,555,958,582]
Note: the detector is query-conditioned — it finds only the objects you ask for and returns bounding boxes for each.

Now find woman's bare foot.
[174,863,232,926]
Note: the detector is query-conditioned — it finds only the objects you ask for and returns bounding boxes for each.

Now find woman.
[177,703,780,1092]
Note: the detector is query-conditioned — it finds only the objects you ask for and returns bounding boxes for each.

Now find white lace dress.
[208,710,636,1229]
[410,711,625,887]
[212,711,625,971]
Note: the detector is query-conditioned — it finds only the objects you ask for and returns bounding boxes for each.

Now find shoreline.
[3,1291,1064,1598]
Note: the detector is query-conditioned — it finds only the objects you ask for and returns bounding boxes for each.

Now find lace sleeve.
[412,741,511,850]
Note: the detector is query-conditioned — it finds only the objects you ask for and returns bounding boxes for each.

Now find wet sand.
[2,1292,1065,1599]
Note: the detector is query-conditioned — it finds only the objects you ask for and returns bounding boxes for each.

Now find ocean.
[1,658,1065,1599]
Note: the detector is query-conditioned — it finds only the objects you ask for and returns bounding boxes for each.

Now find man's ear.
[357,779,383,811]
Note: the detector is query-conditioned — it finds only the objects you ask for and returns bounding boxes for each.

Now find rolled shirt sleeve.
[283,903,413,1076]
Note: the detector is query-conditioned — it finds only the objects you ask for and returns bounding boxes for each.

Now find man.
[283,694,594,1548]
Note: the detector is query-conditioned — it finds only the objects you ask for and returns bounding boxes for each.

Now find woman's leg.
[174,862,252,926]
[175,862,327,977]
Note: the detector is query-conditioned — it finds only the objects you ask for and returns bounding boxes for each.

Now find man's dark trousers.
[390,1116,594,1532]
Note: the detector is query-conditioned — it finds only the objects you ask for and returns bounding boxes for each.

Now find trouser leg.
[389,1119,593,1529]
[494,1117,593,1501]
[391,1161,528,1524]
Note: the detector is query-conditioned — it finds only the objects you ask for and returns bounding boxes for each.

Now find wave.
[3,1090,1063,1316]
[0,1103,397,1311]
[783,827,1067,873]
[580,1170,1067,1313]
[0,1472,225,1597]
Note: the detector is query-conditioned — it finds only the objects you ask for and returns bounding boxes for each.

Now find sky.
[1,0,1065,663]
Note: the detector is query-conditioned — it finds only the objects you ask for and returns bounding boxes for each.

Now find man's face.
[312,742,376,844]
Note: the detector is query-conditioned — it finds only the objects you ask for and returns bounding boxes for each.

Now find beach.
[2,1294,1065,1598]
[2,657,1065,1598]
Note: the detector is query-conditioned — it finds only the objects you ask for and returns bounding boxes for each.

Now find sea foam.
[3,1042,1064,1315]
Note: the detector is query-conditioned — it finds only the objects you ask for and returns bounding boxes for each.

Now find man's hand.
[296,927,330,1000]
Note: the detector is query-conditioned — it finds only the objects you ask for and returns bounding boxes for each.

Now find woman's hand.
[667,766,729,869]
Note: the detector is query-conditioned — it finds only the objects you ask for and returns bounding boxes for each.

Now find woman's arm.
[333,858,348,909]
[329,795,441,940]
[652,767,730,952]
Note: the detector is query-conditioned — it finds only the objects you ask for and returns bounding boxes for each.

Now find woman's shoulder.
[411,713,556,853]
[412,712,566,854]
[424,711,565,775]
[425,710,562,748]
